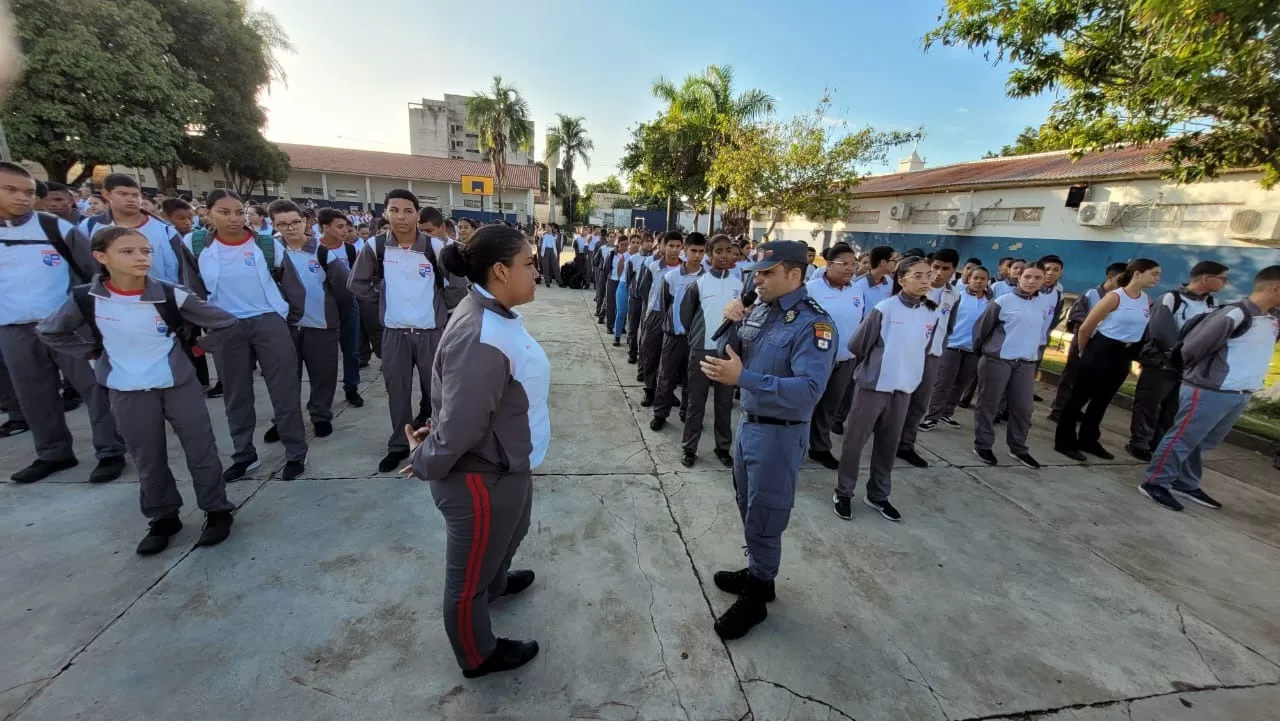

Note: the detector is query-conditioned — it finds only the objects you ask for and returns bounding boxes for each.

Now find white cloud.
[956,107,969,113]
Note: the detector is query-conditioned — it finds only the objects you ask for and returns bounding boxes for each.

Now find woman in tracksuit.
[833,257,941,523]
[921,266,991,428]
[612,235,638,346]
[895,249,961,468]
[1055,258,1162,461]
[406,224,550,679]
[37,226,238,555]
[804,243,863,470]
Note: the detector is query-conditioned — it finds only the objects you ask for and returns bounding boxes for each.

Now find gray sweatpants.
[292,326,340,425]
[594,270,609,318]
[810,359,855,455]
[1145,384,1247,492]
[383,327,441,453]
[0,347,24,423]
[974,356,1036,455]
[898,354,941,451]
[0,323,123,461]
[110,381,232,519]
[682,349,734,454]
[654,333,688,419]
[639,312,665,394]
[925,348,980,423]
[213,313,307,464]
[431,471,533,671]
[603,279,620,331]
[835,387,910,503]
[539,247,559,284]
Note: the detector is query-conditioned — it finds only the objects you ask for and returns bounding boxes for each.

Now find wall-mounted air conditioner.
[945,211,974,231]
[1225,209,1280,241]
[888,203,911,221]
[1076,201,1125,227]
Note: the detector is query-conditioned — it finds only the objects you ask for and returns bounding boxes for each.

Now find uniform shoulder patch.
[805,298,830,316]
[813,321,834,351]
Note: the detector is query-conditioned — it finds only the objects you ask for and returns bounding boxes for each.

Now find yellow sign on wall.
[460,175,493,196]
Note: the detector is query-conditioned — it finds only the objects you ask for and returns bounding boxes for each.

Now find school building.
[753,144,1280,299]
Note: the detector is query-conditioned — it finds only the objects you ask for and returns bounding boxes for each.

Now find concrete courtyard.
[3,284,1280,721]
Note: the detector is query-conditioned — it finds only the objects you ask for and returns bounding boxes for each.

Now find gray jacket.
[847,291,934,391]
[347,231,466,329]
[279,239,354,330]
[1180,299,1276,392]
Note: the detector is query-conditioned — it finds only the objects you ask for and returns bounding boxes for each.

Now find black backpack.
[71,282,192,358]
[1166,301,1252,373]
[317,242,357,270]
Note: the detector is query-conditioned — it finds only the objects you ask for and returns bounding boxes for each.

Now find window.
[212,180,228,189]
[909,209,953,225]
[1012,207,1043,223]
[1178,203,1235,225]
[466,148,479,154]
[976,207,1043,225]
[848,210,879,224]
[1124,205,1177,228]
[501,202,513,210]
[463,199,481,208]
[333,189,359,199]
[299,186,324,195]
[514,203,527,212]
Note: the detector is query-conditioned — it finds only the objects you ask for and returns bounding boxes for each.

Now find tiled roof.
[850,142,1193,197]
[278,143,539,190]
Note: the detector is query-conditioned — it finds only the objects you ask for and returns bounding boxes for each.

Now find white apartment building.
[408,94,534,165]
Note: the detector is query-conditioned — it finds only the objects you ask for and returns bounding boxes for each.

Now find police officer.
[701,241,836,640]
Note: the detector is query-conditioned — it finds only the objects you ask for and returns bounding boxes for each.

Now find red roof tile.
[278,143,539,190]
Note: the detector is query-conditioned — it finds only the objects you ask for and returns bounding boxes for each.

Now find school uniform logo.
[41,250,61,267]
[419,263,433,278]
[244,251,257,267]
[155,315,168,334]
[308,259,321,274]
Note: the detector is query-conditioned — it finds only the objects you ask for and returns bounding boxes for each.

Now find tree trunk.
[709,192,716,234]
[665,194,677,231]
[764,211,780,240]
[692,210,702,232]
[42,159,75,184]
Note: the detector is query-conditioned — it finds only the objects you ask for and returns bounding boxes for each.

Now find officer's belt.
[745,414,805,426]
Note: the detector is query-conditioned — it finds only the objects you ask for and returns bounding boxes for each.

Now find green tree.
[986,124,1073,158]
[619,115,710,229]
[5,0,208,183]
[610,197,634,210]
[925,0,1280,187]
[465,76,533,211]
[583,174,623,195]
[220,134,290,197]
[545,114,593,224]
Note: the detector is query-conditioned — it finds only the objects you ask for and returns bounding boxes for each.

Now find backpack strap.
[71,285,103,356]
[421,236,446,293]
[316,244,330,269]
[345,243,357,267]
[37,212,87,281]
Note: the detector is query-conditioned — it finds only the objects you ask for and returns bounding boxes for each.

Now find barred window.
[1179,204,1234,225]
[910,209,953,225]
[1124,206,1177,227]
[848,210,880,224]
[463,199,481,208]
[299,186,323,195]
[977,208,1013,224]
[1012,207,1043,223]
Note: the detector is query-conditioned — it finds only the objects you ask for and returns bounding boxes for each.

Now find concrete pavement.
[2,284,1279,721]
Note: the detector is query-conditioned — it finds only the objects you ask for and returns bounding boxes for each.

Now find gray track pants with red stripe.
[430,471,533,670]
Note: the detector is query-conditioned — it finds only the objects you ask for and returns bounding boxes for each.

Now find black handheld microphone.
[711,289,758,342]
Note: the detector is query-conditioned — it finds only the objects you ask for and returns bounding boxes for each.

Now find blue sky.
[259,0,1057,183]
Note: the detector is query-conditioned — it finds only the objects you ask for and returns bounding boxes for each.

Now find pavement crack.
[0,677,52,698]
[948,679,1280,720]
[743,678,857,721]
[288,674,347,702]
[1177,604,1224,686]
[891,642,950,720]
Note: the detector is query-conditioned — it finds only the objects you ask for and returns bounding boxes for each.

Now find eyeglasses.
[902,272,932,281]
[828,260,853,267]
[276,220,305,230]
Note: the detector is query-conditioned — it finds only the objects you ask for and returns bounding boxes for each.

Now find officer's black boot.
[714,573,772,640]
[713,568,776,602]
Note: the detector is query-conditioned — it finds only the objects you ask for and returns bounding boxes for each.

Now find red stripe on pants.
[1146,387,1199,485]
[459,473,492,669]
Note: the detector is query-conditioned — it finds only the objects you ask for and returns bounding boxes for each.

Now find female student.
[37,226,239,555]
[185,189,307,481]
[457,217,478,246]
[406,224,549,679]
[805,243,863,470]
[833,257,940,523]
[613,235,638,346]
[921,266,991,428]
[1055,258,1162,461]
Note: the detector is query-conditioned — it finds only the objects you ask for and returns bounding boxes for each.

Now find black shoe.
[223,458,261,483]
[1033,394,1044,402]
[11,457,78,483]
[974,448,998,466]
[613,339,621,346]
[714,449,733,467]
[263,425,280,443]
[281,460,305,480]
[1010,451,1041,469]
[957,400,971,409]
[345,388,365,407]
[627,356,637,364]
[88,455,126,483]
[1139,483,1184,512]
[1080,443,1115,461]
[205,381,223,398]
[832,422,844,435]
[649,417,666,431]
[918,420,938,432]
[378,450,410,473]
[896,448,929,468]
[1047,412,1060,423]
[713,568,776,601]
[640,390,654,407]
[413,412,430,429]
[864,496,902,522]
[809,449,839,470]
[197,511,234,547]
[636,372,644,382]
[1055,445,1087,462]
[940,416,960,427]
[681,451,695,467]
[1173,487,1223,510]
[833,494,852,520]
[678,409,686,423]
[359,359,371,369]
[714,574,772,640]
[597,317,605,325]
[1124,444,1152,462]
[136,516,182,556]
[314,421,333,438]
[995,411,1009,424]
[462,638,540,679]
[500,569,536,597]
[0,419,29,437]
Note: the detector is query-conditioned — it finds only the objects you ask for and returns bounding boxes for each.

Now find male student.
[833,245,899,428]
[574,228,593,290]
[626,235,657,365]
[82,173,196,287]
[651,232,706,431]
[639,232,685,407]
[679,234,739,467]
[538,223,562,287]
[42,182,82,225]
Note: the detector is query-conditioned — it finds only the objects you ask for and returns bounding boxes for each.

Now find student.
[247,204,271,235]
[87,193,107,216]
[417,208,469,310]
[594,234,616,322]
[307,208,367,409]
[639,232,685,407]
[537,223,561,287]
[896,249,961,467]
[612,235,637,346]
[625,234,655,364]
[83,174,195,287]
[162,198,196,238]
[991,259,1026,297]
[42,181,82,225]
[958,257,981,286]
[574,228,593,291]
[350,192,464,473]
[921,266,992,428]
[804,244,821,281]
[1140,266,1280,512]
[1048,262,1127,422]
[971,262,1056,468]
[456,217,478,246]
[805,243,863,469]
[651,232,706,430]
[603,234,624,334]
[0,162,127,483]
[37,226,239,554]
[834,257,941,522]
[1126,261,1228,461]
[1055,259,1161,461]
[678,234,739,467]
[834,245,901,431]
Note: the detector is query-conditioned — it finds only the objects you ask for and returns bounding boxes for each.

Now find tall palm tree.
[544,114,593,224]
[465,76,533,214]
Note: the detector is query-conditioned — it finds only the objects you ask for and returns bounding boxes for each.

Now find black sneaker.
[345,388,365,407]
[832,422,844,435]
[281,460,305,481]
[974,448,998,466]
[1055,445,1088,462]
[714,449,733,467]
[223,458,261,483]
[88,455,126,483]
[0,419,29,437]
[205,381,223,398]
[640,390,654,407]
[940,416,960,427]
[1173,487,1223,510]
[712,568,776,601]
[1010,451,1041,470]
[1033,394,1044,402]
[918,420,938,432]
[897,448,929,468]
[11,457,78,483]
[61,395,82,412]
[1124,444,1152,462]
[995,411,1009,424]
[627,356,637,364]
[832,494,852,520]
[957,400,971,409]
[263,425,280,443]
[864,497,902,522]
[499,569,536,597]
[809,449,840,470]
[1080,443,1115,461]
[136,516,182,556]
[649,417,666,431]
[613,339,621,346]
[378,450,410,473]
[314,421,333,438]
[197,511,234,547]
[681,451,695,468]
[462,638,540,679]
[1139,483,1184,512]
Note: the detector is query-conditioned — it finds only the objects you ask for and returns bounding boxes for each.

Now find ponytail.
[1118,258,1160,287]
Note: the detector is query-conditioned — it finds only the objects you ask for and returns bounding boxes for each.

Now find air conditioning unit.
[1076,201,1125,227]
[888,203,911,221]
[1225,209,1280,241]
[945,211,974,231]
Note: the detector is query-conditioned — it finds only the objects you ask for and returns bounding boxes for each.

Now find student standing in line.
[805,243,863,469]
[679,234,740,468]
[38,226,239,554]
[651,233,706,430]
[82,174,197,289]
[604,233,625,334]
[833,245,901,432]
[457,217,478,246]
[537,223,561,287]
[1139,266,1280,512]
[594,234,615,322]
[804,244,821,281]
[1126,261,1229,461]
[895,249,961,468]
[833,257,941,523]
[625,234,656,364]
[991,258,1026,298]
[574,227,592,290]
[970,262,1056,468]
[1032,255,1068,403]
[1048,262,1127,422]
[160,197,210,389]
[639,232,685,407]
[1055,259,1162,461]
[921,266,992,429]
[0,162,126,483]
[612,235,638,346]
[186,190,307,481]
